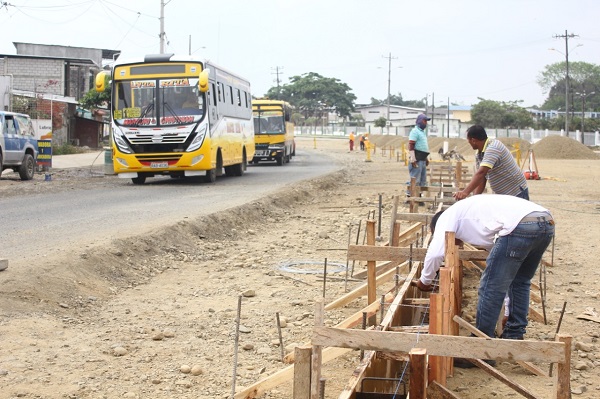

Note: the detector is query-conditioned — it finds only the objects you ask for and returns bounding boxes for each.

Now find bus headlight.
[187,124,207,152]
[113,127,133,154]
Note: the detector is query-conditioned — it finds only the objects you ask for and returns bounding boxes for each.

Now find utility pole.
[159,0,165,53]
[553,30,578,137]
[447,97,450,138]
[271,66,284,98]
[382,53,397,135]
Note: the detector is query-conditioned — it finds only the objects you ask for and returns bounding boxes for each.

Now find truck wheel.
[18,153,35,180]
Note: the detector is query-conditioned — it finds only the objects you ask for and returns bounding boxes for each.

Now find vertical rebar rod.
[351,219,362,277]
[549,301,568,377]
[361,312,367,359]
[378,194,382,238]
[344,224,352,292]
[319,378,326,399]
[322,258,328,298]
[380,294,386,322]
[276,312,285,363]
[231,295,242,399]
[395,266,400,296]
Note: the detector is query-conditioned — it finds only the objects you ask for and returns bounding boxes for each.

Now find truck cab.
[0,111,39,180]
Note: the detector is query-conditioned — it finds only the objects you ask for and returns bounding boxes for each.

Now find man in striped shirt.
[454,125,528,201]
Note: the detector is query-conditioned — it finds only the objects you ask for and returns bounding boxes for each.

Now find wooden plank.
[380,264,420,328]
[310,300,323,399]
[409,348,427,399]
[427,380,461,399]
[529,306,545,323]
[391,221,401,247]
[293,346,311,399]
[353,260,397,281]
[324,262,404,310]
[554,334,572,399]
[285,292,396,364]
[337,264,420,399]
[234,347,352,399]
[465,358,540,399]
[347,245,488,262]
[453,315,548,377]
[311,327,567,363]
[394,212,436,223]
[387,325,429,333]
[428,293,445,385]
[376,351,409,362]
[403,298,430,305]
[366,220,377,325]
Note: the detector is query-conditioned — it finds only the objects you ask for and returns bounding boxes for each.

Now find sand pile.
[532,136,599,160]
[368,134,599,160]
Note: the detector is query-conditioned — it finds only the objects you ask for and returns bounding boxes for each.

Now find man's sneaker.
[454,358,496,368]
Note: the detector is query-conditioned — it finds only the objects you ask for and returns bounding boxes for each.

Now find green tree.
[265,72,356,121]
[538,61,600,111]
[471,99,533,129]
[370,92,425,108]
[79,88,111,111]
[374,116,387,133]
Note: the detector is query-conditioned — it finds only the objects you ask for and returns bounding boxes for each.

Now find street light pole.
[575,90,595,144]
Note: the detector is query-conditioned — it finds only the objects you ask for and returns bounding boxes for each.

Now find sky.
[1,0,599,108]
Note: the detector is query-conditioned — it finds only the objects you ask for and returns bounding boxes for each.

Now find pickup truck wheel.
[18,153,35,180]
[0,152,3,177]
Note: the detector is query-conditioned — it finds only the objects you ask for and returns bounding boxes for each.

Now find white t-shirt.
[420,194,551,285]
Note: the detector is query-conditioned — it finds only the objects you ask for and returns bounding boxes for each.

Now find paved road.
[0,148,340,265]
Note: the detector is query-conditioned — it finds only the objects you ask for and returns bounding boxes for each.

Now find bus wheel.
[205,168,217,183]
[131,176,146,185]
[276,155,284,166]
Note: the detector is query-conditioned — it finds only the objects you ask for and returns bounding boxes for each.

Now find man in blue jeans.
[414,195,554,365]
[407,114,431,196]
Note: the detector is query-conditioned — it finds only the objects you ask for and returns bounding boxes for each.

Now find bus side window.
[236,89,241,107]
[211,83,217,106]
[229,86,234,105]
[217,83,222,103]
[244,92,248,108]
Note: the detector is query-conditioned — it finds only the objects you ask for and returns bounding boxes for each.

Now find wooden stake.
[409,348,427,399]
[366,220,377,325]
[293,346,311,399]
[554,334,572,399]
[310,299,324,399]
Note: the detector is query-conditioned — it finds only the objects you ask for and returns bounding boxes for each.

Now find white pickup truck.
[0,111,39,180]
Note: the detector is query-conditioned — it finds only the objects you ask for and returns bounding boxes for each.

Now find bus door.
[207,81,218,128]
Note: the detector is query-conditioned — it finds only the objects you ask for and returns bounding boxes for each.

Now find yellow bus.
[251,99,295,166]
[95,54,254,184]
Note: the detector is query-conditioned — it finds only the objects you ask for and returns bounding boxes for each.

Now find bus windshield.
[113,78,205,127]
[253,110,284,134]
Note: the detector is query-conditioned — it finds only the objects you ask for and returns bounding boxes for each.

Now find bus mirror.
[95,71,110,92]
[198,70,209,92]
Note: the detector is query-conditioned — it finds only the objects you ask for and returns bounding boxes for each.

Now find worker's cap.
[416,114,431,123]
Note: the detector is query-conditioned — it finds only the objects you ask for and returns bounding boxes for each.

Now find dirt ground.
[0,135,599,399]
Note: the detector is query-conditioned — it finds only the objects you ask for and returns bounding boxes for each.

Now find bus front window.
[254,112,284,134]
[159,79,205,123]
[114,80,157,127]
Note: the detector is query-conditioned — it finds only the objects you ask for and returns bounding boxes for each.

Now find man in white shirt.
[414,195,554,342]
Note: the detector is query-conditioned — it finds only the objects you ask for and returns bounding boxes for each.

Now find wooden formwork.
[304,200,571,399]
[235,160,570,399]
